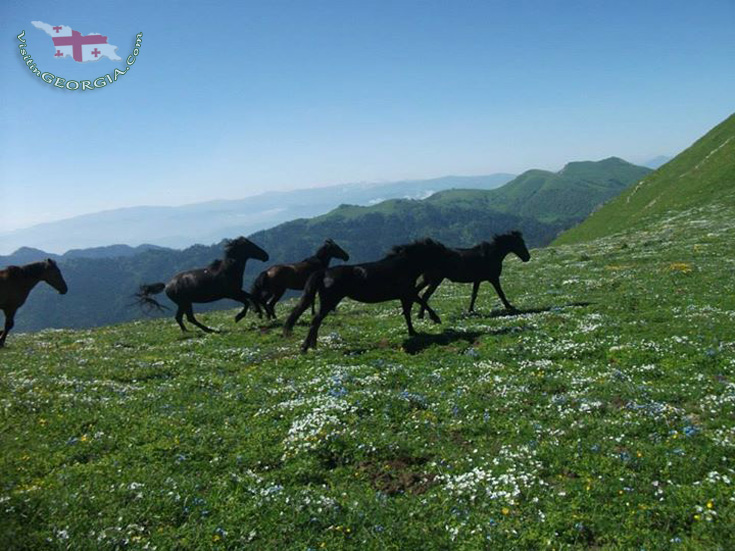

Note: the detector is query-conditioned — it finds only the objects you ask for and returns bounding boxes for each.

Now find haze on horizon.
[1,0,734,234]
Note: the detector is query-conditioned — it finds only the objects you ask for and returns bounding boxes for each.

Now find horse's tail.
[134,282,169,312]
[283,269,324,336]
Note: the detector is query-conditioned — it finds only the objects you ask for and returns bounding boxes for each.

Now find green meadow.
[2,199,734,550]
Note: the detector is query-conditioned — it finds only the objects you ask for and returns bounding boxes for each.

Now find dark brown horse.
[284,239,455,352]
[136,237,268,333]
[249,239,349,319]
[0,259,68,347]
[416,230,530,318]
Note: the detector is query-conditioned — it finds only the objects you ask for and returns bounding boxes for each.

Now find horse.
[283,238,455,352]
[416,230,530,318]
[0,259,68,347]
[135,237,269,333]
[249,239,349,319]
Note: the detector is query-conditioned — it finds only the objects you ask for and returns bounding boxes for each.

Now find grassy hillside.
[2,199,734,549]
[557,114,735,245]
[428,157,650,223]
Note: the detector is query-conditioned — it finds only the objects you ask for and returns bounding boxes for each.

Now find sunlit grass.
[1,203,734,550]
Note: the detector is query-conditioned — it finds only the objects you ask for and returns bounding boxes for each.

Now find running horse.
[416,230,531,318]
[136,237,269,333]
[284,239,455,352]
[249,239,349,319]
[0,259,68,347]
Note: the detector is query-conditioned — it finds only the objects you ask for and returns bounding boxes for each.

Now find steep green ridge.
[428,157,649,223]
[2,199,734,549]
[557,113,735,244]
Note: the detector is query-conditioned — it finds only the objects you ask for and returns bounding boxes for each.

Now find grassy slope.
[426,157,650,223]
[1,201,735,549]
[556,114,735,245]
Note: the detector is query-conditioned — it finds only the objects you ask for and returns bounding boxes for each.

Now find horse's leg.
[267,288,286,319]
[417,280,440,319]
[260,291,273,317]
[415,277,430,319]
[234,302,250,323]
[0,308,16,347]
[174,304,188,332]
[283,292,312,337]
[302,293,339,352]
[468,281,481,312]
[185,304,215,333]
[248,292,267,319]
[233,290,256,323]
[400,297,418,336]
[489,277,516,311]
[413,293,441,324]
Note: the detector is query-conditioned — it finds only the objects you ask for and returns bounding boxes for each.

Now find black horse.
[416,230,530,318]
[284,238,455,352]
[136,237,269,333]
[249,239,349,319]
[0,259,68,347]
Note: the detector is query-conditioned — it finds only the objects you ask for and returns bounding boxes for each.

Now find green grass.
[557,113,735,245]
[2,202,735,550]
[426,157,650,223]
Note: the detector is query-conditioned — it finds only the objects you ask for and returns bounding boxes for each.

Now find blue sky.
[1,0,733,232]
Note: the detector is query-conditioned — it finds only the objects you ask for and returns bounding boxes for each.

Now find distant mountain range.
[0,244,168,266]
[557,114,735,244]
[2,157,650,333]
[250,157,651,263]
[0,174,514,255]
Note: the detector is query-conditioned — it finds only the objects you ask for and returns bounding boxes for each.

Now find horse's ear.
[46,258,56,266]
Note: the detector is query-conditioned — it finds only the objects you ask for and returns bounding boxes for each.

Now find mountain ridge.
[556,114,735,245]
[0,174,515,255]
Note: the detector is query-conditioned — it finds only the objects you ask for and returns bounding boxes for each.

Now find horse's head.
[42,259,68,294]
[493,231,531,262]
[225,237,270,262]
[324,239,350,262]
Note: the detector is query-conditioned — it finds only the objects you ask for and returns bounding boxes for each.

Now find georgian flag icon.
[32,21,121,62]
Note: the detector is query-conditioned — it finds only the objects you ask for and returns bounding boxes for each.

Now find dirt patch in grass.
[359,456,438,496]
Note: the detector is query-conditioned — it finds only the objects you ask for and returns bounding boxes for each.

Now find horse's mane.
[470,230,523,252]
[386,238,448,259]
[208,259,224,270]
[6,261,50,279]
[493,230,523,243]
